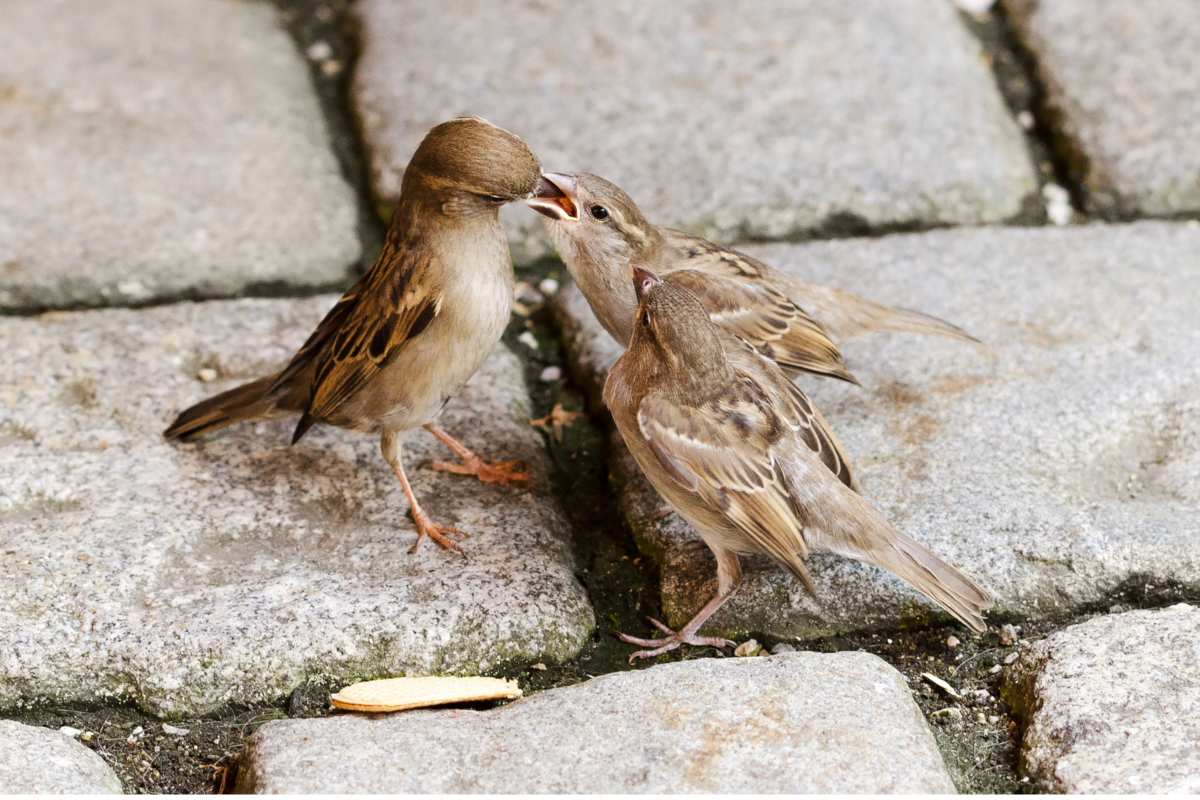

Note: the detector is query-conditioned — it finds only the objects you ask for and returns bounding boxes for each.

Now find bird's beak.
[631,264,662,301]
[525,173,580,221]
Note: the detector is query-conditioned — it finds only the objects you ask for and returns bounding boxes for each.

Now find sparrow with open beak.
[603,265,991,660]
[527,173,978,384]
[165,117,543,554]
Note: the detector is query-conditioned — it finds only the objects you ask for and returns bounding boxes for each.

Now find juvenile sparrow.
[165,117,543,553]
[527,173,978,384]
[603,266,991,660]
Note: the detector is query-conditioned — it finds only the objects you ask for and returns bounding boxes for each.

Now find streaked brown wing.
[636,382,816,592]
[765,370,855,490]
[659,230,854,383]
[292,236,442,440]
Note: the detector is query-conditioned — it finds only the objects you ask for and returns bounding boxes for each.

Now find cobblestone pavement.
[1,0,1197,793]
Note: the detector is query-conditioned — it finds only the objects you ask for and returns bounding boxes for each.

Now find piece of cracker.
[331,676,522,713]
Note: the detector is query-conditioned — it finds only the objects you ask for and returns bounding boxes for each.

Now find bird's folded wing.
[761,364,855,490]
[664,268,854,383]
[302,239,443,423]
[636,386,816,591]
[658,232,854,383]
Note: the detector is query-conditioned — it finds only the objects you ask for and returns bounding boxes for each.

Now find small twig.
[951,647,1000,677]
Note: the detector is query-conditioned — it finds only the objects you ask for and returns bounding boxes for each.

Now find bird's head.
[406,116,542,210]
[627,265,730,396]
[525,172,657,268]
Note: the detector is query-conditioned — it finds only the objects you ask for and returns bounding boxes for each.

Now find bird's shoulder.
[284,230,445,431]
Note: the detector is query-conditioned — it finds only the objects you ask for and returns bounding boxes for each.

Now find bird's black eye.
[641,310,651,328]
[485,195,507,203]
[590,205,609,220]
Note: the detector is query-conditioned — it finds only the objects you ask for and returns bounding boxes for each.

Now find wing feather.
[283,235,443,440]
[636,379,816,589]
[659,231,855,383]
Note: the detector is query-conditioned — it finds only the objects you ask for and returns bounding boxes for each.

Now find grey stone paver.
[0,297,593,718]
[552,221,1200,639]
[1006,0,1200,218]
[235,651,955,793]
[1001,604,1200,793]
[0,0,362,312]
[353,0,1037,265]
[0,720,123,794]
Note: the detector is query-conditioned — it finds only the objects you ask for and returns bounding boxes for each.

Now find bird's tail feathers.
[777,274,980,345]
[873,531,992,632]
[163,375,283,441]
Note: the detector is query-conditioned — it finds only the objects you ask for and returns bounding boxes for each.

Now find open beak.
[631,264,662,301]
[525,173,580,221]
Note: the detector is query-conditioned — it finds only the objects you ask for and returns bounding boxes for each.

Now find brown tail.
[164,375,283,441]
[869,531,992,632]
[807,498,992,632]
[779,274,981,345]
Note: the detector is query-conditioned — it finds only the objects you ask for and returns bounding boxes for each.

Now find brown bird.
[603,265,991,660]
[527,172,978,384]
[164,117,542,554]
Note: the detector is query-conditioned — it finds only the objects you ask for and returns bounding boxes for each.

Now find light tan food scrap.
[331,676,522,713]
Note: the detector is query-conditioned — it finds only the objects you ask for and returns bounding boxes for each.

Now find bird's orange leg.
[382,430,467,555]
[423,424,532,488]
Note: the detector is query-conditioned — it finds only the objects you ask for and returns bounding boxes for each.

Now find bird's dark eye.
[590,205,609,220]
[641,311,651,328]
[485,195,507,203]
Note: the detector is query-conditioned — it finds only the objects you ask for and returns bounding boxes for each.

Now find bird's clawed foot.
[408,506,469,555]
[616,617,737,662]
[529,403,587,440]
[428,453,533,488]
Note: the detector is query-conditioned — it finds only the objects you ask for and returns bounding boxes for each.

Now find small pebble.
[539,366,561,383]
[530,663,547,671]
[1017,110,1035,130]
[1021,777,1030,783]
[515,282,545,305]
[538,278,560,296]
[517,331,539,350]
[946,635,960,648]
[771,643,796,655]
[990,664,1002,674]
[1004,651,1019,665]
[734,639,761,657]
[998,623,1018,645]
[306,41,333,61]
[1043,183,1073,226]
[59,726,82,738]
[951,0,995,12]
[162,723,189,736]
[930,708,962,720]
[976,712,987,724]
[321,60,343,76]
[197,368,218,382]
[80,731,94,742]
[989,715,1000,724]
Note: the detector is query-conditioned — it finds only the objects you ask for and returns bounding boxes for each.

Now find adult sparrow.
[165,117,542,553]
[527,173,978,384]
[603,266,991,659]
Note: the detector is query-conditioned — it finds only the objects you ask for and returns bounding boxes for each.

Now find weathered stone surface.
[1006,0,1200,218]
[1001,604,1200,793]
[0,297,593,718]
[552,221,1200,639]
[0,0,362,312]
[236,651,954,793]
[353,0,1037,265]
[0,720,122,794]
